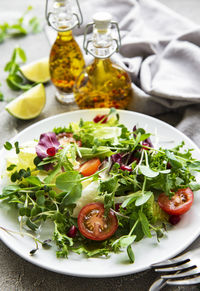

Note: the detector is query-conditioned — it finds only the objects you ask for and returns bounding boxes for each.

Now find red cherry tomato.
[79,158,101,177]
[158,188,194,215]
[77,203,118,241]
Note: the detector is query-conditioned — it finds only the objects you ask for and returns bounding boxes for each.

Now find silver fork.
[149,247,200,291]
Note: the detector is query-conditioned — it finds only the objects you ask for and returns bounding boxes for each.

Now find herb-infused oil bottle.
[74,12,133,109]
[45,0,85,104]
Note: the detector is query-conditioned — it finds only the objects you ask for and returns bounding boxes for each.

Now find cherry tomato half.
[77,202,118,241]
[158,188,194,215]
[79,158,101,177]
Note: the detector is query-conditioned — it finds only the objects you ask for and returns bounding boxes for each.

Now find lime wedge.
[6,83,46,120]
[20,57,50,83]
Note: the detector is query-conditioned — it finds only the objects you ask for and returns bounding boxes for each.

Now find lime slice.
[6,83,46,120]
[20,57,50,83]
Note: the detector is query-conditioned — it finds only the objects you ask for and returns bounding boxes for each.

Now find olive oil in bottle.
[74,12,133,109]
[45,0,85,104]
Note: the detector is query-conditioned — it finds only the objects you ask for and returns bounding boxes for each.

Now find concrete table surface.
[0,0,200,290]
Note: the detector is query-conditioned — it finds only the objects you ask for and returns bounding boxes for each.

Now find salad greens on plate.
[1,108,200,263]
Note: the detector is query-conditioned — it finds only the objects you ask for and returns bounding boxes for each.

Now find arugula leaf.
[188,161,200,172]
[165,150,183,169]
[53,222,73,258]
[72,245,110,257]
[79,146,113,159]
[100,176,118,194]
[189,183,200,191]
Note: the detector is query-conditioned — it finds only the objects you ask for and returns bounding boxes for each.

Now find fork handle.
[149,278,167,291]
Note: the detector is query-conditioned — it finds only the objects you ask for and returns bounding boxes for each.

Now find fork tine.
[155,262,194,273]
[161,267,200,279]
[151,253,189,268]
[167,276,200,286]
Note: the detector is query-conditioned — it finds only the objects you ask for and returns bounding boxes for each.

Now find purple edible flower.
[142,137,154,148]
[36,132,60,159]
[111,153,123,164]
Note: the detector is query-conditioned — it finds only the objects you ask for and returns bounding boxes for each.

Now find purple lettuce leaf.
[36,132,60,159]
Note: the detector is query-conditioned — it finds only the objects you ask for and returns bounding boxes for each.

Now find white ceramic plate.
[0,109,200,278]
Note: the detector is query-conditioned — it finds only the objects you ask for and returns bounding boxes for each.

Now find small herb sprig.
[0,6,41,44]
[4,47,35,92]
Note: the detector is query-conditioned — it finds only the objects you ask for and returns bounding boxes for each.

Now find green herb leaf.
[139,211,152,238]
[16,47,27,62]
[112,235,136,249]
[26,218,38,231]
[25,176,42,186]
[135,191,152,206]
[60,183,82,207]
[4,141,12,150]
[139,165,159,178]
[165,150,183,169]
[7,164,17,171]
[1,185,20,198]
[100,176,118,194]
[56,171,81,192]
[14,141,20,154]
[127,244,135,263]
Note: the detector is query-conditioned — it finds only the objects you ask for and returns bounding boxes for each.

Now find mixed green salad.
[1,109,200,263]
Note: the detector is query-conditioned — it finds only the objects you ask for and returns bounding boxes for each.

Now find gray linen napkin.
[46,0,200,116]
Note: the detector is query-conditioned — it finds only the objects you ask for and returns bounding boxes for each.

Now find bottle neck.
[92,28,113,58]
[57,30,73,41]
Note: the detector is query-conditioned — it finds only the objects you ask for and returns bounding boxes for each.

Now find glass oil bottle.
[74,12,133,109]
[45,0,85,104]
